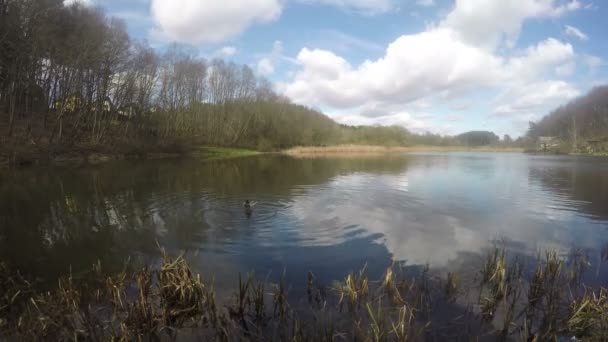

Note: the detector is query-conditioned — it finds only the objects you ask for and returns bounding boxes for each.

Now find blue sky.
[76,0,607,137]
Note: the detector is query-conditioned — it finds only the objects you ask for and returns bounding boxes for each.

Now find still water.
[1,152,608,290]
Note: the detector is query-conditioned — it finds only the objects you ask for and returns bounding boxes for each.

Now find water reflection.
[528,155,608,221]
[1,153,607,290]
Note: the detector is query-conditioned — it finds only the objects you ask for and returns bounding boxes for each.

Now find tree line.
[0,0,416,157]
[527,85,608,152]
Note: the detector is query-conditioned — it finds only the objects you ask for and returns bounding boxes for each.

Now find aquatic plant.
[0,244,607,341]
[568,288,608,340]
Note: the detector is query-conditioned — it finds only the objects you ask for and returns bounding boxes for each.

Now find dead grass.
[1,244,607,341]
[284,145,524,156]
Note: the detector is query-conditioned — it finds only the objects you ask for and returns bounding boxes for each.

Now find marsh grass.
[568,288,608,340]
[285,145,524,155]
[1,243,608,341]
[337,266,369,313]
[445,272,460,303]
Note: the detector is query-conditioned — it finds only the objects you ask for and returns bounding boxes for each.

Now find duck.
[243,200,257,216]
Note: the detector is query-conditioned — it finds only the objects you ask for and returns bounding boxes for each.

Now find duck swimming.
[243,200,257,216]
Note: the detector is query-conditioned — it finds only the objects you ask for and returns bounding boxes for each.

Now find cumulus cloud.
[63,0,93,6]
[555,61,576,76]
[281,0,581,133]
[335,111,430,132]
[336,112,428,131]
[296,0,393,14]
[256,40,284,76]
[257,58,275,76]
[582,54,605,69]
[216,46,238,57]
[504,37,574,80]
[416,0,435,6]
[494,80,579,115]
[443,0,581,49]
[564,25,588,40]
[283,33,574,109]
[283,28,505,109]
[150,0,281,44]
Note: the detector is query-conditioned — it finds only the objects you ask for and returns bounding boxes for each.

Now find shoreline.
[5,144,608,168]
[0,145,260,168]
[284,144,525,155]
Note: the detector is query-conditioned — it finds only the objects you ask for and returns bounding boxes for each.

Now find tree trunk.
[7,91,16,137]
[572,115,577,153]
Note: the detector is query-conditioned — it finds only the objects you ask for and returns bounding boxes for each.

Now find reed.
[158,250,207,326]
[1,243,607,341]
[568,288,608,340]
[284,145,524,155]
[336,266,369,313]
[445,272,460,303]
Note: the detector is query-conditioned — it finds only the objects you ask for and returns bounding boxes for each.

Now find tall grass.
[1,243,607,341]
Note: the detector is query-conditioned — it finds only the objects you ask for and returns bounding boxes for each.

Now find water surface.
[1,152,607,290]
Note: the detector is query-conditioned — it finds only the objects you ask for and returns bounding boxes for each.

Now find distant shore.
[284,144,524,156]
[0,145,259,168]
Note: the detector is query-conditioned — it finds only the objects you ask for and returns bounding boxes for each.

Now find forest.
[527,85,608,153]
[1,0,556,167]
[0,0,416,164]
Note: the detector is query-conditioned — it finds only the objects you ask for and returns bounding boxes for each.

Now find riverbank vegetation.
[0,0,416,166]
[5,0,605,166]
[0,0,532,168]
[285,144,524,156]
[526,85,608,154]
[1,243,607,341]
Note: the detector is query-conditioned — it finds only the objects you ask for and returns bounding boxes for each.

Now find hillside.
[527,85,608,153]
[0,0,413,165]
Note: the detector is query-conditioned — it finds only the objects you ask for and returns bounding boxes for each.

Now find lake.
[1,152,608,292]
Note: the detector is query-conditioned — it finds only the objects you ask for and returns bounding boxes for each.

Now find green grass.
[197,146,260,160]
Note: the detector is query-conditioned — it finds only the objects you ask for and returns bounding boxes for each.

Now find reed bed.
[284,145,524,155]
[1,244,607,341]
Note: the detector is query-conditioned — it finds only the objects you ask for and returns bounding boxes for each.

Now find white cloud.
[257,58,275,76]
[283,32,574,109]
[64,0,93,6]
[318,100,438,133]
[505,38,574,80]
[416,0,435,6]
[555,61,575,76]
[281,0,581,133]
[216,46,238,57]
[256,40,284,76]
[335,111,431,133]
[283,28,504,109]
[442,0,582,49]
[583,2,598,10]
[110,10,151,25]
[494,80,580,115]
[582,54,605,69]
[564,25,588,40]
[150,0,281,44]
[296,0,393,14]
[315,30,383,53]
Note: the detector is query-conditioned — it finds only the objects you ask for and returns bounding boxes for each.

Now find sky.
[72,0,607,137]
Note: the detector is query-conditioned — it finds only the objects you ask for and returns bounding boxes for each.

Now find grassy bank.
[0,143,261,168]
[198,147,260,160]
[1,244,606,341]
[285,145,524,156]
